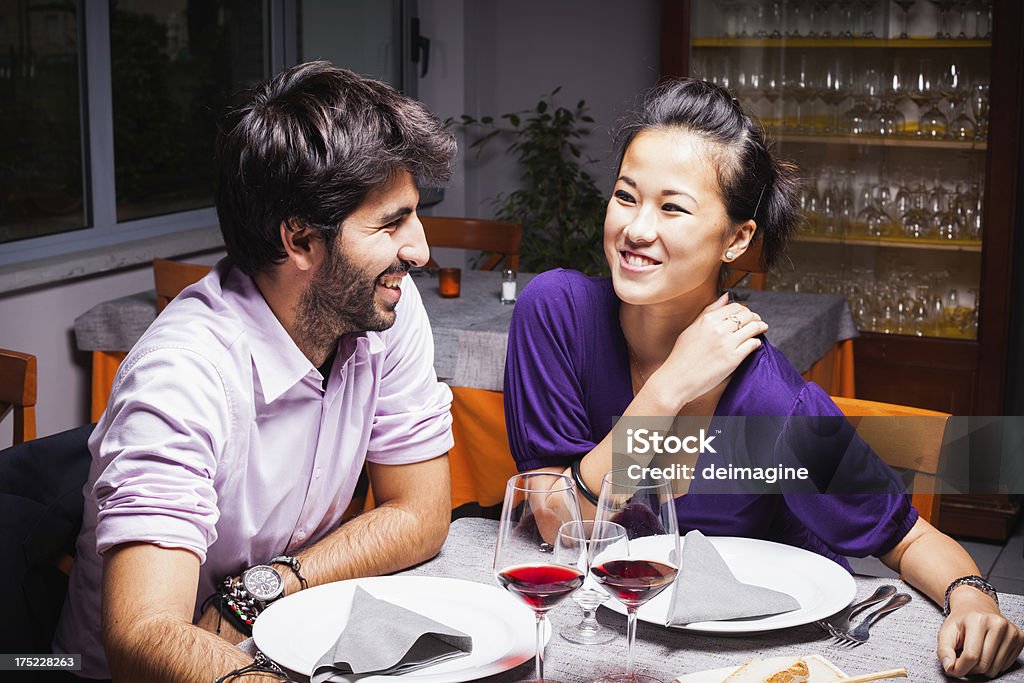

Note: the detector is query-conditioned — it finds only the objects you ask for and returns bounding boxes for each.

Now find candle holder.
[439,267,462,298]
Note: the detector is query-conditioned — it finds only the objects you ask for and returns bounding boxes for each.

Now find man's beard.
[295,241,410,355]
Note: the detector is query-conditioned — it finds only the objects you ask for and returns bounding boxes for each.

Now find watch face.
[243,565,283,602]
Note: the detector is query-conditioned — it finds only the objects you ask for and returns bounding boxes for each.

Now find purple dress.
[504,269,917,570]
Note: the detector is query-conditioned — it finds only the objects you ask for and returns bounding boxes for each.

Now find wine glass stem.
[535,612,546,681]
[626,606,639,677]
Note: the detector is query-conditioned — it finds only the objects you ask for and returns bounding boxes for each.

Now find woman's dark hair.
[613,79,799,269]
[215,61,456,275]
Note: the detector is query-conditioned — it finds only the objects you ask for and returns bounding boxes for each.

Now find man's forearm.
[292,495,449,591]
[105,615,275,683]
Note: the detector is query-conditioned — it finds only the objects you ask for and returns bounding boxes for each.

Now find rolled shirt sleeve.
[91,345,232,563]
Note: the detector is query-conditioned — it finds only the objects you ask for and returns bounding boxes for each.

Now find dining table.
[73,268,859,512]
[247,516,1024,682]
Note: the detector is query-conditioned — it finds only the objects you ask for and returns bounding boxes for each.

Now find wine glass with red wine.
[589,470,680,683]
[494,472,584,683]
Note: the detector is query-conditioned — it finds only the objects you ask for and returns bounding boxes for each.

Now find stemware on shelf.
[494,472,584,683]
[909,59,947,137]
[971,80,990,139]
[931,0,959,39]
[818,57,850,134]
[893,0,917,39]
[590,470,680,683]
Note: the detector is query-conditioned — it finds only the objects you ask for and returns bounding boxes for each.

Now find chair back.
[723,239,767,290]
[0,349,37,444]
[153,258,212,313]
[421,216,522,271]
[831,396,951,525]
[0,424,94,652]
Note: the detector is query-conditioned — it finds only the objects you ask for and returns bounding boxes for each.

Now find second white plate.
[604,536,856,634]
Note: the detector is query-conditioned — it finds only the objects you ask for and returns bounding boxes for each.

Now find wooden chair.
[723,239,767,290]
[153,258,212,313]
[0,349,37,444]
[832,396,951,525]
[421,216,522,271]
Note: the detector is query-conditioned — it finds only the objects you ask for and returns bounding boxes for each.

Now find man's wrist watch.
[242,564,286,606]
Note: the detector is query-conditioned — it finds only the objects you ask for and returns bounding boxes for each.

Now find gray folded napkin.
[667,530,800,625]
[311,586,473,682]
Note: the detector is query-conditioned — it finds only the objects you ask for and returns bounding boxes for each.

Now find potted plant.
[456,88,608,275]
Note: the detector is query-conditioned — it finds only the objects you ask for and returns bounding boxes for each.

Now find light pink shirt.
[54,259,454,678]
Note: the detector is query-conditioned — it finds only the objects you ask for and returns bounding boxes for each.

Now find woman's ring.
[728,313,742,331]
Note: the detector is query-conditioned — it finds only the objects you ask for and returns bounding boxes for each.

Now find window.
[0,0,85,245]
[0,0,412,269]
[110,0,266,222]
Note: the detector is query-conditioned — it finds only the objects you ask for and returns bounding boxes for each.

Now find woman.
[504,79,1022,678]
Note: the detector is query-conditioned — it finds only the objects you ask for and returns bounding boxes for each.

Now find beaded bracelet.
[217,577,260,636]
[570,459,600,505]
[943,574,998,616]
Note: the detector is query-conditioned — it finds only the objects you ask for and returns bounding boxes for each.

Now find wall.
[417,0,661,221]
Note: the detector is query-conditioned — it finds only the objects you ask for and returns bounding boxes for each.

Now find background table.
[399,517,1023,683]
[73,270,858,511]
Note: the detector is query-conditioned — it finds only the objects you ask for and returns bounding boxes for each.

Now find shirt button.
[296,530,306,541]
[315,468,322,479]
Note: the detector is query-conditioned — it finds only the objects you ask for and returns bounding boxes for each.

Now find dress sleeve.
[504,271,597,472]
[777,382,918,558]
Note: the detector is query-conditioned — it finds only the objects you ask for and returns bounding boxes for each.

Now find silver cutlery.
[816,584,897,635]
[829,593,913,645]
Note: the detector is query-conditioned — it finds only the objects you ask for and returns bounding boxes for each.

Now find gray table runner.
[401,518,1023,682]
[73,271,857,391]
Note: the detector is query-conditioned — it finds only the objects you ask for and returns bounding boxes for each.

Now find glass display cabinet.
[661,0,1024,538]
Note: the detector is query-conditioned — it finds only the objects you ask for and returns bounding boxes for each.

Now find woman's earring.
[725,250,735,260]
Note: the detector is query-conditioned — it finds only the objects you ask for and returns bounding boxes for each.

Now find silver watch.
[242,564,285,604]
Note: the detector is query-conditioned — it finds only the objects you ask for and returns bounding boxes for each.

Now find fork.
[816,584,897,634]
[830,593,912,645]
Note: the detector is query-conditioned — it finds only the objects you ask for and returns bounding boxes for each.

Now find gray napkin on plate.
[667,530,800,625]
[311,586,473,682]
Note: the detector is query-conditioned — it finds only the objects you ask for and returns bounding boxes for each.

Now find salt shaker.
[501,269,517,304]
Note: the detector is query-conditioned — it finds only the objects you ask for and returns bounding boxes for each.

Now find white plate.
[253,576,543,680]
[604,536,856,634]
[674,654,847,682]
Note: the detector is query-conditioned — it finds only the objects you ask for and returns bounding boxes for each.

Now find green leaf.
[481,116,493,124]
[537,101,548,113]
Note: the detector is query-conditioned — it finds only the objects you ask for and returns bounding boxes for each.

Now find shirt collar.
[220,263,317,403]
[219,261,387,402]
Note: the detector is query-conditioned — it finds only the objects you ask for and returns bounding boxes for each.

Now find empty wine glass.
[971,80,990,139]
[494,473,584,682]
[559,520,627,645]
[590,470,680,683]
[819,58,850,133]
[893,0,917,39]
[938,59,969,134]
[909,59,947,137]
[931,0,958,38]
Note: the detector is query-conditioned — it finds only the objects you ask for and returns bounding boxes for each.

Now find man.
[53,61,457,682]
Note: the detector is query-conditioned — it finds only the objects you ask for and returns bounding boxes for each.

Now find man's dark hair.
[215,61,456,275]
[614,78,799,269]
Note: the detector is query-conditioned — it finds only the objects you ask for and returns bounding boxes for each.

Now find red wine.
[591,559,677,607]
[497,564,585,612]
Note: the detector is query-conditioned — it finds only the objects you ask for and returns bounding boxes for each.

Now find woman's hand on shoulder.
[655,294,769,406]
[938,589,1024,678]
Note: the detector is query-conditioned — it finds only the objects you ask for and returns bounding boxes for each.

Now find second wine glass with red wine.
[494,472,584,683]
[590,469,680,683]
